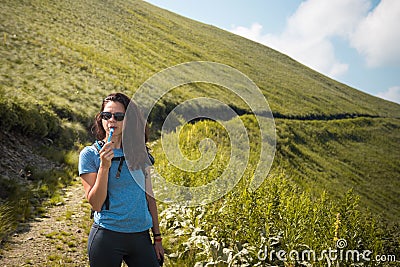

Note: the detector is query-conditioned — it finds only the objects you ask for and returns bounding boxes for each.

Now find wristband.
[154,238,162,243]
[153,233,162,237]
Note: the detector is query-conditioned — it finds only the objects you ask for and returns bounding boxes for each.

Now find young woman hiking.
[79,93,164,266]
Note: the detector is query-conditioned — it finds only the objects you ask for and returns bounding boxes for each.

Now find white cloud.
[230,0,372,78]
[231,23,264,43]
[376,86,400,104]
[284,0,369,39]
[261,28,350,78]
[350,0,400,67]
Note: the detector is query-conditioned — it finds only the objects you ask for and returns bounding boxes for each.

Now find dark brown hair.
[92,92,150,170]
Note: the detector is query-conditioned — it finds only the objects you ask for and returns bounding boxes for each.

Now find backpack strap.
[94,140,105,152]
[112,156,125,178]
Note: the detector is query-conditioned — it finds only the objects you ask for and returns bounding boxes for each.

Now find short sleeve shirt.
[78,145,153,233]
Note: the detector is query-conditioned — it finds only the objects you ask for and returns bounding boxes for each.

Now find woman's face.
[101,101,125,137]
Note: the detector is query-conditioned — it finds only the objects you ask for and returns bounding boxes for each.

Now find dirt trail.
[0,180,91,267]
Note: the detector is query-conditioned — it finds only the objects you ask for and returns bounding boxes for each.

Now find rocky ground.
[0,129,93,266]
[0,131,57,188]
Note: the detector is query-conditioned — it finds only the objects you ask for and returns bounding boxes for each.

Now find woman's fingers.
[103,149,114,159]
[99,143,114,167]
[154,243,164,260]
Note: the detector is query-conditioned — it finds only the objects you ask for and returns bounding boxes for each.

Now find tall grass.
[0,202,15,242]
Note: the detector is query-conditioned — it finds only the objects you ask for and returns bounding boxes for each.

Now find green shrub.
[159,172,388,266]
[0,93,60,137]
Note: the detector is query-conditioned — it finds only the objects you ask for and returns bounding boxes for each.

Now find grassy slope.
[2,0,399,118]
[1,0,399,222]
[275,117,400,222]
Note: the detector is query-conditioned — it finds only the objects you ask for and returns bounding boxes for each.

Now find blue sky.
[144,0,400,104]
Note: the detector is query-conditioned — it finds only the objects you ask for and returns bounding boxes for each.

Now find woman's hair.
[92,92,150,170]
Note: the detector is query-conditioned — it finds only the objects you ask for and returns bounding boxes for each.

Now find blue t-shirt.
[78,145,153,233]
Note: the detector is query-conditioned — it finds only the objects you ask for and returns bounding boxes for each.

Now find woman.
[78,93,164,266]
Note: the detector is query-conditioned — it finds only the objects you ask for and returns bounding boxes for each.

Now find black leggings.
[88,224,159,267]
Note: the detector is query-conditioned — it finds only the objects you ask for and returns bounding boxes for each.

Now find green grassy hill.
[1,0,399,120]
[1,0,399,264]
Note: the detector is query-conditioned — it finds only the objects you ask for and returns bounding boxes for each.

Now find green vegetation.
[154,116,399,266]
[1,0,399,266]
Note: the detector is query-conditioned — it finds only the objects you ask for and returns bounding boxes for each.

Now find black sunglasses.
[100,112,125,121]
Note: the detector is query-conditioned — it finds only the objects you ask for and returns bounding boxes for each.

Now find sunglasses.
[100,112,125,121]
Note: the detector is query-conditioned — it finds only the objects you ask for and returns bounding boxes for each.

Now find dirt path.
[0,179,92,267]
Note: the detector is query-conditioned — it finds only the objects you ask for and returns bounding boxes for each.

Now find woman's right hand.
[99,141,114,168]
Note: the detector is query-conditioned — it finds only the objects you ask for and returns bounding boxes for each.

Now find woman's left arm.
[145,167,164,261]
